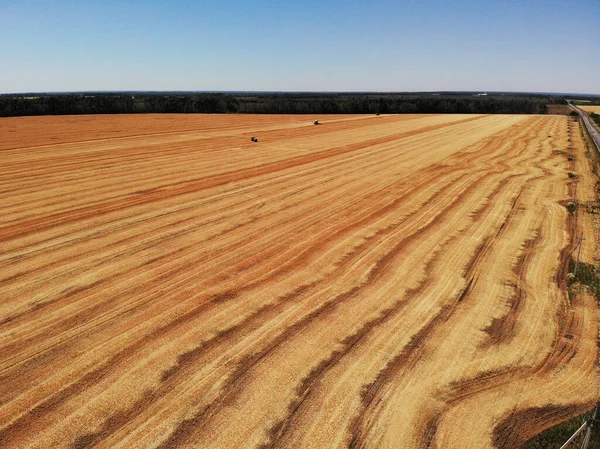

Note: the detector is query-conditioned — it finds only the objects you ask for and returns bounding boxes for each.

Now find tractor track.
[0,113,596,449]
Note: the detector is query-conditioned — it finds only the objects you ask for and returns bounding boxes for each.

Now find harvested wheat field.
[580,105,600,114]
[1,113,599,449]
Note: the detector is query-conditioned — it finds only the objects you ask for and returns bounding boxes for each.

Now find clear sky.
[1,0,598,94]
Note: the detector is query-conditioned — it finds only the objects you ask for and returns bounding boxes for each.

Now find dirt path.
[0,113,597,449]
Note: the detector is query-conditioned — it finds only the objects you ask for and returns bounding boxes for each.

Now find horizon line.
[2,89,599,97]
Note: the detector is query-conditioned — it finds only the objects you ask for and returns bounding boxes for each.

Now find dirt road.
[0,113,597,448]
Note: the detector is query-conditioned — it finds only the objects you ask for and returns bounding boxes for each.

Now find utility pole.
[574,232,586,276]
[559,405,599,449]
[581,404,598,449]
[559,421,588,449]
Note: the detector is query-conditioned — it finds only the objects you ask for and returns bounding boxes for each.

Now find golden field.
[580,105,600,114]
[0,113,598,449]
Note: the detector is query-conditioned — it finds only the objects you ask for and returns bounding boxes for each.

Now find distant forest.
[1,92,599,117]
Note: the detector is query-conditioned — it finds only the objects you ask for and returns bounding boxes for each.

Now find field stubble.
[580,106,600,114]
[0,113,598,449]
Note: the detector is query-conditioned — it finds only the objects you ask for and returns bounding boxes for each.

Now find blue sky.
[1,0,598,94]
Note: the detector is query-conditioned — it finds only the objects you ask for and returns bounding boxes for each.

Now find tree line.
[236,93,552,114]
[0,91,593,117]
[0,93,239,117]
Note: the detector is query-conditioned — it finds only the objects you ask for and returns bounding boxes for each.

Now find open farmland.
[580,105,600,114]
[0,113,598,449]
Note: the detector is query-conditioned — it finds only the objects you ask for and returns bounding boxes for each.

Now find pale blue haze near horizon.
[1,0,598,94]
